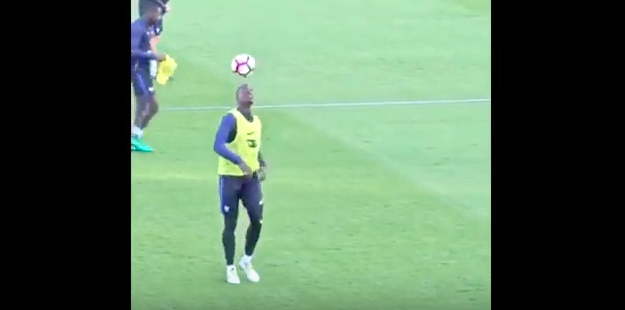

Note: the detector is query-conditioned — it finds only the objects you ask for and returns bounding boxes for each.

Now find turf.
[131,0,491,309]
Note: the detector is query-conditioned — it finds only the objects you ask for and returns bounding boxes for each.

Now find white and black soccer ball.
[231,54,256,77]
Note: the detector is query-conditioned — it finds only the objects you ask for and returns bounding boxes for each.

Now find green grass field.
[131,0,490,309]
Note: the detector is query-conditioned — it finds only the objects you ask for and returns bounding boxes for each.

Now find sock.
[131,125,143,139]
[241,255,252,264]
[227,265,235,270]
[244,222,262,257]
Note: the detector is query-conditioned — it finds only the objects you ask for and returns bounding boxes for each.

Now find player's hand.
[155,52,167,61]
[164,4,171,12]
[258,166,267,182]
[238,162,253,177]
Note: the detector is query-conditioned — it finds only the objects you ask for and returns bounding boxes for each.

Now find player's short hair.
[139,0,161,14]
[143,2,162,15]
[152,5,163,14]
[237,84,249,93]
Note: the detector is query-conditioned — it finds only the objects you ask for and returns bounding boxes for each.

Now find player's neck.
[237,106,252,114]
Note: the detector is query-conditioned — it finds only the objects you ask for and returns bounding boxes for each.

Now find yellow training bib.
[217,109,262,176]
[155,55,177,85]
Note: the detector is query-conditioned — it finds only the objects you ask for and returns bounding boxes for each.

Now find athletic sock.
[241,255,252,264]
[131,125,144,139]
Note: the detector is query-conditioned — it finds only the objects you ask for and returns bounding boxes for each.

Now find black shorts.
[131,67,154,97]
[218,174,264,222]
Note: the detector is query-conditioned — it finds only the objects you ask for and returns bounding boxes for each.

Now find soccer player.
[131,5,166,152]
[138,0,170,79]
[213,84,268,284]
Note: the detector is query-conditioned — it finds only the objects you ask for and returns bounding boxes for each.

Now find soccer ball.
[231,54,256,77]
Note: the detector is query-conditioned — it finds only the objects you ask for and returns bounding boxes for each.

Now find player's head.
[236,84,254,107]
[143,5,162,23]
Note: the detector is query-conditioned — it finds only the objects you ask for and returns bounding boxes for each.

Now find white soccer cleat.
[226,266,240,284]
[239,258,260,283]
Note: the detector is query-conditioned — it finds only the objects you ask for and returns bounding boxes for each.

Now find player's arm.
[130,24,160,60]
[257,151,267,181]
[213,114,244,164]
[150,36,159,52]
[258,151,266,167]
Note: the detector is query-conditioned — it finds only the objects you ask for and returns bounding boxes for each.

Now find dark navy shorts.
[131,67,154,97]
[218,174,264,222]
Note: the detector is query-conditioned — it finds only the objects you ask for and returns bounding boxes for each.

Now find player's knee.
[222,216,237,234]
[222,229,235,238]
[251,201,264,226]
[222,223,236,235]
[145,99,159,116]
[249,214,263,227]
[251,218,261,227]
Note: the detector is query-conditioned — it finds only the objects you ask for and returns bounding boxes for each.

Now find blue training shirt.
[130,18,157,70]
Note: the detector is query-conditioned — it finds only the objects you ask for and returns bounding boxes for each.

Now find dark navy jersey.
[130,18,157,69]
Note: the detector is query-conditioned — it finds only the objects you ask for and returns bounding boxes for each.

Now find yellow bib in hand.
[156,55,177,85]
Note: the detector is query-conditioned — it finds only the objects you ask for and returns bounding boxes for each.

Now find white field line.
[161,98,491,112]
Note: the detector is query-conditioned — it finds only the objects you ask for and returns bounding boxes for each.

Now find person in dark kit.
[138,0,170,79]
[213,84,268,284]
[130,5,167,152]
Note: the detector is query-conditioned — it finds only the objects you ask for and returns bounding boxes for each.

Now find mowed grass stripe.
[158,0,489,105]
[276,103,490,219]
[160,98,491,111]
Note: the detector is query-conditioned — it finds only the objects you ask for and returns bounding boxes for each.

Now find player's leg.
[131,69,156,151]
[131,70,149,149]
[239,175,264,282]
[137,69,159,129]
[131,69,150,137]
[132,69,159,135]
[219,176,243,284]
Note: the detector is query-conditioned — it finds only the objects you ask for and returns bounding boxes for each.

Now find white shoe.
[226,266,240,284]
[239,258,260,282]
